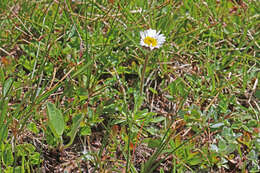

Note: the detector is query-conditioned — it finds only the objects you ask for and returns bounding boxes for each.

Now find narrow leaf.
[65,114,84,148]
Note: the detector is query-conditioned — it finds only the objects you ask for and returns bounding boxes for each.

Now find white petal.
[140,40,146,46]
[148,29,156,37]
[140,31,145,39]
[140,28,165,49]
[143,30,148,36]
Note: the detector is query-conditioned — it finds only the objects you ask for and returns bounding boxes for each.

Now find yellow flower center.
[144,36,157,47]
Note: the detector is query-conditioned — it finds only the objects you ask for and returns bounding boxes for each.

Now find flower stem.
[140,53,149,95]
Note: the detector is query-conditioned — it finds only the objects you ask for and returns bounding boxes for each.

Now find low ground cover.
[0,0,259,172]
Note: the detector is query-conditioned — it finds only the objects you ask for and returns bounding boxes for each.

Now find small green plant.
[46,102,65,148]
[0,0,259,172]
[46,102,83,149]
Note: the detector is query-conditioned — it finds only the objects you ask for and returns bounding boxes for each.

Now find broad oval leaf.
[47,102,65,137]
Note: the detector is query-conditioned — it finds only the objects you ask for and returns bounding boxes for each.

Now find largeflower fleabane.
[140,29,165,50]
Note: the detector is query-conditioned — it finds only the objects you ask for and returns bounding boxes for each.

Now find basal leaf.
[65,114,83,148]
[47,102,65,137]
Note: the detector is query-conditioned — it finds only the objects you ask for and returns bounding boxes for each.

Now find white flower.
[140,29,165,50]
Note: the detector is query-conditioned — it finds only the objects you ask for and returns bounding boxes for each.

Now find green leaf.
[0,68,4,83]
[149,87,158,94]
[36,83,62,104]
[168,78,187,98]
[27,122,39,134]
[247,120,258,127]
[3,77,13,97]
[4,166,22,173]
[148,138,161,148]
[150,116,165,123]
[134,93,144,114]
[29,152,41,165]
[80,126,92,136]
[47,102,65,138]
[188,156,202,166]
[16,143,36,157]
[255,89,260,99]
[71,61,92,78]
[2,144,13,167]
[0,123,8,142]
[65,114,84,148]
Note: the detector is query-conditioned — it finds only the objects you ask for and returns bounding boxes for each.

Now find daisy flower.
[140,29,165,50]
